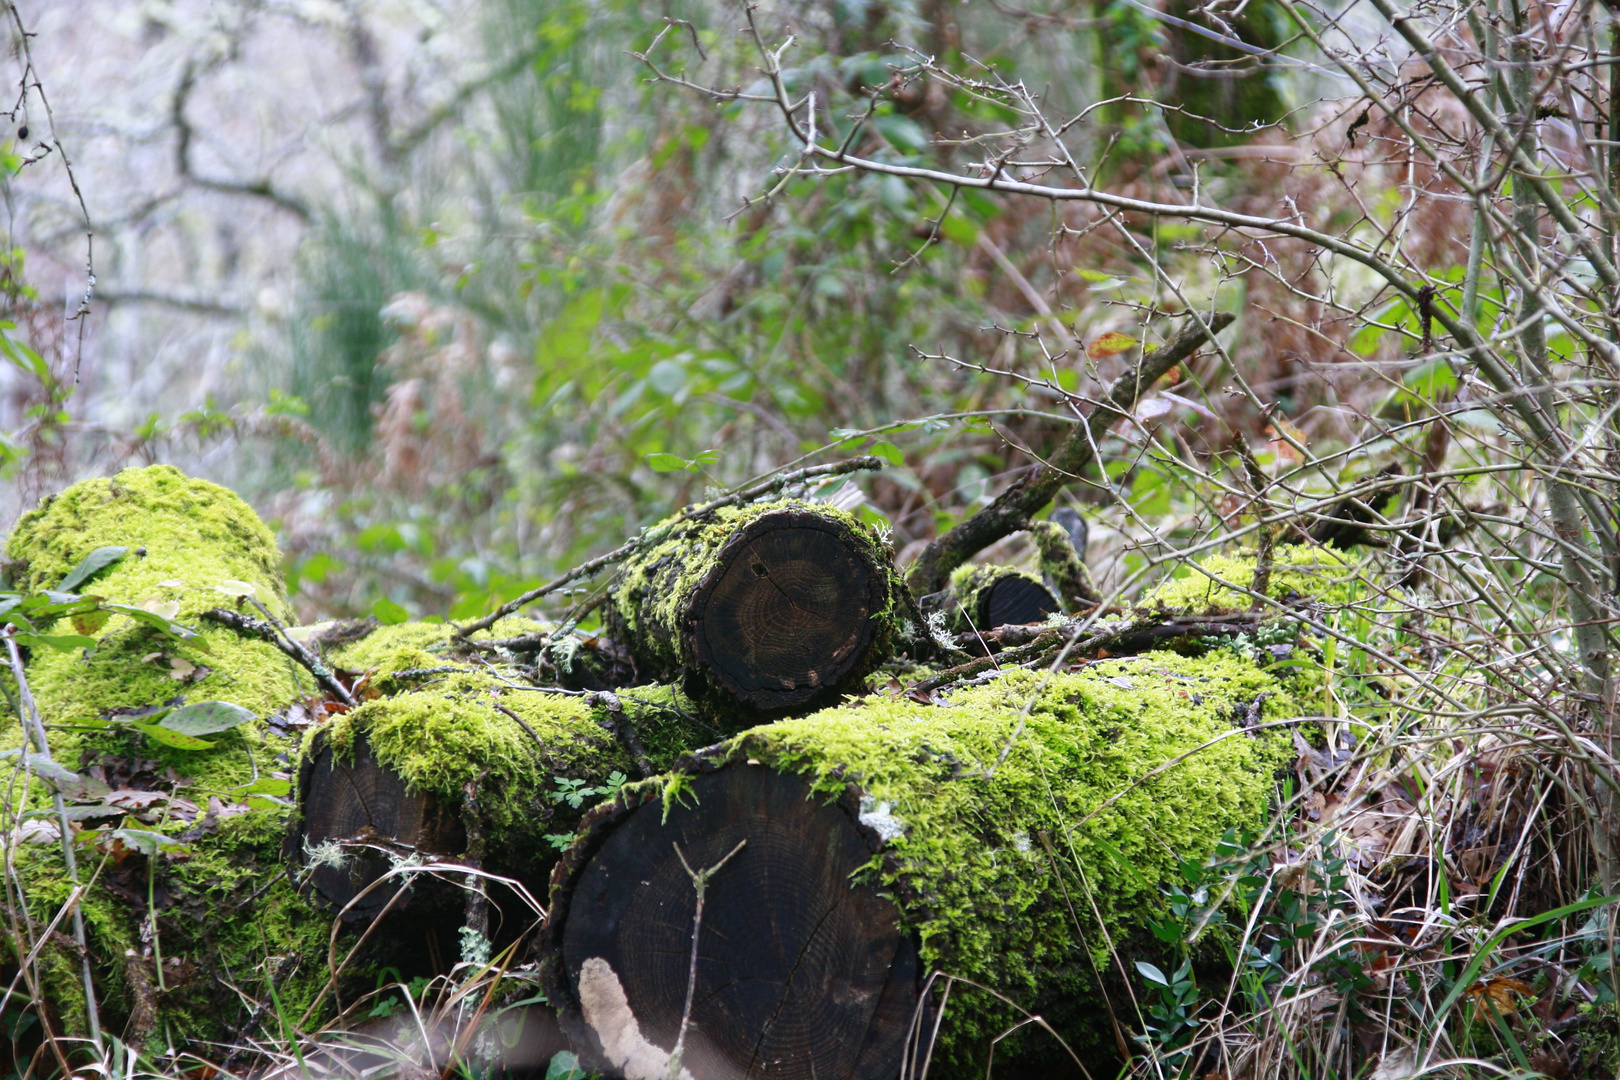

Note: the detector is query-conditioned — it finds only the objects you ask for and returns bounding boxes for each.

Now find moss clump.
[7,464,293,620]
[1141,544,1362,612]
[701,650,1297,1069]
[5,464,310,729]
[607,499,906,710]
[0,466,322,1052]
[320,617,542,672]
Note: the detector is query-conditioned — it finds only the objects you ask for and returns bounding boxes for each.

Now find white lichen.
[459,925,492,967]
[858,794,905,842]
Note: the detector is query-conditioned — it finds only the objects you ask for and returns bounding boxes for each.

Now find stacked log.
[0,469,726,1058]
[2,467,1331,1080]
[607,501,906,712]
[944,563,1061,633]
[540,655,1298,1078]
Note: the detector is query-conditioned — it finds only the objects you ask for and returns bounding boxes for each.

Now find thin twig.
[201,607,357,708]
[668,839,748,1080]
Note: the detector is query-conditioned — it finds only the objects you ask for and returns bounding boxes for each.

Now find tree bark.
[608,501,906,712]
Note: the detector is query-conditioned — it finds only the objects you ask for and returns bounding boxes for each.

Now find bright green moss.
[1141,544,1363,612]
[324,617,549,675]
[712,651,1297,1067]
[0,466,323,1049]
[7,464,292,621]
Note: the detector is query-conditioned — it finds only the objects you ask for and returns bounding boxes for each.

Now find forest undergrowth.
[0,0,1618,1076]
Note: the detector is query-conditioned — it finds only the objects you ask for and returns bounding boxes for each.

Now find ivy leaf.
[160,701,256,737]
[71,608,111,636]
[1087,332,1140,359]
[56,547,128,593]
[128,723,215,751]
[372,597,409,625]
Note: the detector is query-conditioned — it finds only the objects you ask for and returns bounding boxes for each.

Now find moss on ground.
[693,649,1297,1069]
[1141,543,1364,612]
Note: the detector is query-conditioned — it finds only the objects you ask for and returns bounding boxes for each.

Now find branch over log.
[907,313,1235,596]
[456,456,884,639]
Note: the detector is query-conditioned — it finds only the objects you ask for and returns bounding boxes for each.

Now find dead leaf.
[1135,396,1173,422]
[1087,331,1139,359]
[139,597,180,621]
[168,657,197,681]
[1467,976,1533,1020]
[105,789,167,810]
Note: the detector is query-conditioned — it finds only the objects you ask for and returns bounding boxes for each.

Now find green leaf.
[24,755,80,783]
[128,723,215,751]
[646,453,687,473]
[647,359,688,396]
[14,633,98,652]
[160,701,256,737]
[373,597,409,625]
[1135,961,1170,986]
[101,604,207,648]
[57,547,129,593]
[866,440,904,466]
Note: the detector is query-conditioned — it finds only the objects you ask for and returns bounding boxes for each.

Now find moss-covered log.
[541,652,1302,1078]
[0,466,324,1050]
[290,622,740,931]
[607,501,907,712]
[945,563,1061,634]
[0,468,739,1065]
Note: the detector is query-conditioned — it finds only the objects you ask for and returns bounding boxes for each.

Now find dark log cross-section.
[694,516,876,707]
[541,766,919,1080]
[611,505,901,712]
[982,574,1059,628]
[290,732,461,919]
[944,564,1061,635]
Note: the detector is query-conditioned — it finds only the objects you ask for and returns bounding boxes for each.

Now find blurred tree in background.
[0,0,1421,627]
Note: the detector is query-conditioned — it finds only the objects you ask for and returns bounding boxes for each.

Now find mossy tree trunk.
[541,653,1299,1078]
[607,501,907,713]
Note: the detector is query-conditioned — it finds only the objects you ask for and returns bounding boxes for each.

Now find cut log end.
[545,765,918,1080]
[292,733,461,919]
[692,513,886,710]
[982,573,1059,628]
